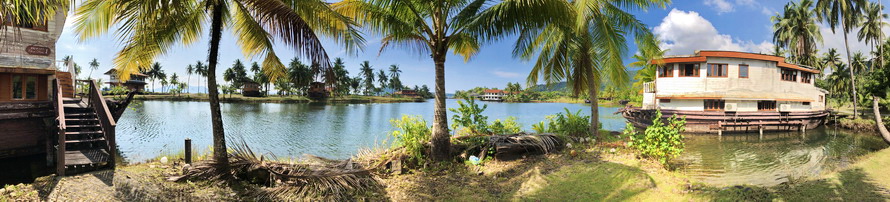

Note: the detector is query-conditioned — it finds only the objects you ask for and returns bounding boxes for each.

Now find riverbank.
[126,93,426,103]
[5,135,888,201]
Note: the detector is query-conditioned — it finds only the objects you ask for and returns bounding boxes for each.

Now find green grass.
[516,162,655,201]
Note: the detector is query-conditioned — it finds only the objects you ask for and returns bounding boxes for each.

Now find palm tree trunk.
[207,2,229,175]
[873,96,890,144]
[430,51,451,161]
[588,73,599,138]
[187,73,191,97]
[843,30,859,119]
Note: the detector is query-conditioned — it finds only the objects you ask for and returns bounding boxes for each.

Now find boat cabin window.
[679,64,699,77]
[11,75,38,100]
[704,99,725,111]
[738,64,749,78]
[801,72,812,83]
[658,65,673,77]
[781,68,797,81]
[758,101,776,111]
[707,64,728,77]
[802,102,810,105]
[659,99,671,103]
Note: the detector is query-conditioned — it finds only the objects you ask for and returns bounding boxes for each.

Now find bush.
[390,115,432,164]
[532,108,591,138]
[625,110,686,168]
[449,98,489,135]
[488,117,522,135]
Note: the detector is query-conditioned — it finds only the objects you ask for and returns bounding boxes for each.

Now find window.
[659,99,671,103]
[781,68,797,81]
[801,72,812,83]
[11,75,38,100]
[819,95,824,103]
[802,102,810,106]
[658,65,673,77]
[738,64,749,78]
[707,64,728,77]
[704,99,725,111]
[758,101,777,111]
[680,64,700,77]
[3,18,48,32]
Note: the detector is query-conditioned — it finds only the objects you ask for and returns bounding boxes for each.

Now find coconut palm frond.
[173,141,380,199]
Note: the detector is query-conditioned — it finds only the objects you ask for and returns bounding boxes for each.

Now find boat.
[620,50,829,134]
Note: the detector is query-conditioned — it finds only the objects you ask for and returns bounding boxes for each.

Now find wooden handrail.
[53,79,66,175]
[86,80,117,167]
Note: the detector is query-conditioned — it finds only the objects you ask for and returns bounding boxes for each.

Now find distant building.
[394,90,419,98]
[104,69,147,92]
[242,81,261,97]
[622,50,829,133]
[481,89,506,101]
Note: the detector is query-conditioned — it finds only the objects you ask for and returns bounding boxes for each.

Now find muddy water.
[678,127,887,186]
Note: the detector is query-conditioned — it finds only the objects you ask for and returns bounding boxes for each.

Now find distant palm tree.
[186,64,194,95]
[815,0,866,118]
[388,64,402,91]
[629,45,667,91]
[359,61,375,95]
[857,1,888,69]
[88,58,100,80]
[850,51,868,74]
[516,0,667,137]
[75,0,361,174]
[773,0,822,66]
[148,62,165,93]
[195,61,207,94]
[376,69,388,94]
[822,48,842,73]
[335,0,568,160]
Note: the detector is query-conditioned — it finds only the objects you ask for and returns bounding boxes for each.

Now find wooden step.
[64,149,109,166]
[68,124,101,128]
[63,104,89,109]
[65,113,96,117]
[65,118,98,122]
[65,131,103,135]
[65,138,105,144]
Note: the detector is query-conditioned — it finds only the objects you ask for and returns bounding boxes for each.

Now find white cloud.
[704,0,734,14]
[735,0,757,7]
[654,9,775,55]
[491,70,521,78]
[815,23,890,61]
[761,7,776,16]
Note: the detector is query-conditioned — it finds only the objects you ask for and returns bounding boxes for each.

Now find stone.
[160,156,169,164]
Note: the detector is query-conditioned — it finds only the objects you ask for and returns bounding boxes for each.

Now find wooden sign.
[25,45,50,56]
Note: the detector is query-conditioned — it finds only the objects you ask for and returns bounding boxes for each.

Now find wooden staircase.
[53,79,117,176]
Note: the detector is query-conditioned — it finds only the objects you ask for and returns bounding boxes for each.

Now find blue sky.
[55,0,882,93]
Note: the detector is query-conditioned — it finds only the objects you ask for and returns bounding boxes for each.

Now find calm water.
[117,100,625,162]
[116,100,886,187]
[678,128,887,186]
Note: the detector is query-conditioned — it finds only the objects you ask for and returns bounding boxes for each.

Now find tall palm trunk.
[873,96,890,144]
[843,28,859,119]
[207,2,229,174]
[430,50,450,161]
[588,73,599,138]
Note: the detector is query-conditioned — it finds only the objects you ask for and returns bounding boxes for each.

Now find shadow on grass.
[709,168,886,201]
[515,162,655,201]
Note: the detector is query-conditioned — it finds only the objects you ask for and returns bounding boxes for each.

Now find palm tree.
[516,0,666,137]
[822,48,842,72]
[288,58,314,94]
[195,61,207,94]
[148,62,165,93]
[858,1,888,70]
[88,58,100,80]
[76,0,361,174]
[388,64,402,91]
[359,61,375,95]
[629,45,667,91]
[815,0,866,119]
[850,51,869,74]
[335,0,567,160]
[376,69,388,94]
[186,64,194,95]
[772,0,822,66]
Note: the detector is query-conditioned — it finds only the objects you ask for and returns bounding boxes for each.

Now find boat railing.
[53,79,66,175]
[78,79,118,167]
[643,82,656,93]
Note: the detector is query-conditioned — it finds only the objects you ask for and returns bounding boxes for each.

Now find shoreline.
[124,93,427,104]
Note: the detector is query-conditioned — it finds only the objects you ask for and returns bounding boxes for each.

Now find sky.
[54,0,888,93]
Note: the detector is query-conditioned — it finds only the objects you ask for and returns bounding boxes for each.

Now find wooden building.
[394,90,419,98]
[481,89,506,101]
[242,81,261,97]
[622,50,829,134]
[104,68,147,92]
[1,11,125,176]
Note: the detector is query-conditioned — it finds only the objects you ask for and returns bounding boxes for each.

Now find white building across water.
[622,50,830,134]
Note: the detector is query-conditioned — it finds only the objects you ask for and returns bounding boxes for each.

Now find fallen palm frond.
[171,141,380,200]
[489,133,563,159]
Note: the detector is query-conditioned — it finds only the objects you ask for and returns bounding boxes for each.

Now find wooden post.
[184,138,192,164]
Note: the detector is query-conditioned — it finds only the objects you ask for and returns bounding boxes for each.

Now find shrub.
[532,108,591,138]
[626,110,686,168]
[488,117,522,134]
[390,115,432,164]
[449,98,489,135]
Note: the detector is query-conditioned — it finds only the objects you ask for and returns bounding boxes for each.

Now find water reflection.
[678,128,887,186]
[117,100,621,162]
